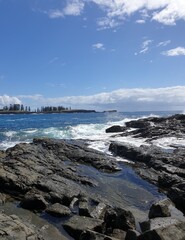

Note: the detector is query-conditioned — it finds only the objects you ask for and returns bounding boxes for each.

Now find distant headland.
[0,103,117,114]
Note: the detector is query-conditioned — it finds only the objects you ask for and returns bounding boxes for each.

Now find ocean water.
[0,111,183,152]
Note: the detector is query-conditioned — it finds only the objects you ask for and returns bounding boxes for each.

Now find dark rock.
[138,221,185,240]
[106,125,127,133]
[125,229,140,240]
[125,120,151,129]
[104,207,135,233]
[148,199,172,219]
[79,199,91,217]
[20,191,48,211]
[167,183,185,215]
[46,203,71,217]
[63,215,104,239]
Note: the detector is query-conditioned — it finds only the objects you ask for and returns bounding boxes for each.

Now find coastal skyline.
[0,0,185,111]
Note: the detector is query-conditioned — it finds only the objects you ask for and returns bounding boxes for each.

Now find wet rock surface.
[107,114,185,215]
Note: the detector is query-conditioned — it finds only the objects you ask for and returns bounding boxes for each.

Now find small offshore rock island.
[0,113,185,239]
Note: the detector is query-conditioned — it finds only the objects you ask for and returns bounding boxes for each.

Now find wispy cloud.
[48,57,59,64]
[140,39,153,53]
[45,0,185,29]
[49,9,64,18]
[92,43,105,50]
[157,40,171,47]
[162,47,185,56]
[15,86,185,111]
[135,19,145,24]
[136,39,153,55]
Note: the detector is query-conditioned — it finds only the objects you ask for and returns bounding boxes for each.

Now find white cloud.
[152,0,185,25]
[135,19,145,24]
[157,40,171,47]
[46,0,185,28]
[63,0,84,16]
[48,0,84,18]
[92,43,105,50]
[19,86,185,111]
[0,95,21,107]
[49,9,64,18]
[138,39,153,54]
[162,47,185,56]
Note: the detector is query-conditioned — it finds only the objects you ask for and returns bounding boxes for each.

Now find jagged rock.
[46,203,71,217]
[148,199,172,219]
[63,215,104,239]
[20,191,48,211]
[106,125,127,133]
[104,207,136,233]
[138,221,185,240]
[125,120,151,129]
[90,203,107,219]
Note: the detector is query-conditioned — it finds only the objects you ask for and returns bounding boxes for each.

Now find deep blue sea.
[0,111,180,151]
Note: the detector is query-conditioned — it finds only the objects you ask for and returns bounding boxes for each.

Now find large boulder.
[46,203,71,217]
[104,207,136,233]
[106,125,127,133]
[138,221,185,240]
[63,215,104,239]
[148,199,172,219]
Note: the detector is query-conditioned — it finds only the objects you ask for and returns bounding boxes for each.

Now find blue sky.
[0,0,185,111]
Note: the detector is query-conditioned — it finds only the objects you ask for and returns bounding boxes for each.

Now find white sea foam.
[4,131,17,138]
[23,129,38,134]
[0,141,22,150]
[151,136,185,149]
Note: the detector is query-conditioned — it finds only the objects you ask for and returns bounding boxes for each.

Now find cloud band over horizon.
[1,86,185,112]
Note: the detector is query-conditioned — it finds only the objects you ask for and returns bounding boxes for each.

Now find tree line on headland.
[0,104,70,113]
[0,104,96,114]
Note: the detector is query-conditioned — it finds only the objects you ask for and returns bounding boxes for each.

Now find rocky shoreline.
[0,114,185,239]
